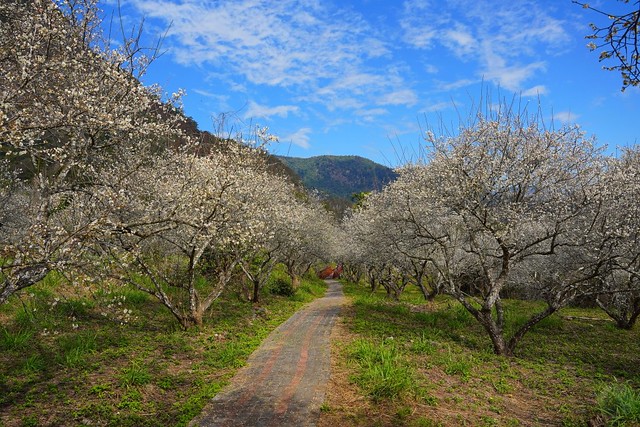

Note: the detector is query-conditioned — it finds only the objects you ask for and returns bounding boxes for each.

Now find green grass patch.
[56,331,97,367]
[596,382,640,426]
[349,338,417,402]
[0,268,326,426]
[0,327,33,350]
[325,280,640,426]
[119,361,152,388]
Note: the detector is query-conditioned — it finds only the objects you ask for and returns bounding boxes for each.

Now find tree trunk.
[252,280,260,303]
[0,264,49,305]
[477,310,512,356]
[291,274,301,290]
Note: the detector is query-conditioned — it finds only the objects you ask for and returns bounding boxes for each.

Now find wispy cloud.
[281,127,313,149]
[377,89,418,107]
[553,111,578,124]
[126,0,430,123]
[244,101,299,120]
[400,0,570,92]
[521,85,548,97]
[420,101,456,113]
[130,1,390,87]
[355,107,389,123]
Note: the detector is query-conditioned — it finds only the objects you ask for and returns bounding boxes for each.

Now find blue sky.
[105,0,639,166]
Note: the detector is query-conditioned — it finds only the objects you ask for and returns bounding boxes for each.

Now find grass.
[0,267,327,426]
[348,338,417,402]
[317,281,640,427]
[596,382,640,426]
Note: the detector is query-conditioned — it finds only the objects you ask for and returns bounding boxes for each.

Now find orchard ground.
[2,273,639,426]
[317,282,640,427]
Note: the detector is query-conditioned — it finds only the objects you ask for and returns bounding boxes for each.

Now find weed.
[480,415,499,426]
[410,333,438,355]
[396,405,413,420]
[22,354,46,374]
[156,375,176,391]
[0,327,33,350]
[72,402,114,421]
[117,389,142,411]
[60,298,94,317]
[421,393,439,406]
[349,339,416,401]
[491,377,513,394]
[21,415,39,427]
[117,287,150,305]
[269,277,295,297]
[412,417,444,427]
[596,382,640,426]
[56,331,97,367]
[89,383,111,397]
[440,347,474,380]
[205,340,251,369]
[119,362,152,388]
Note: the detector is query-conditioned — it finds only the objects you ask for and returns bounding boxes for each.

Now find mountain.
[277,155,397,200]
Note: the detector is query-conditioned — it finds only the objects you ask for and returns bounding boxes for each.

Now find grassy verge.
[0,268,327,427]
[318,282,640,427]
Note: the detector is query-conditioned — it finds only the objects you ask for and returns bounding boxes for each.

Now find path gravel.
[190,280,345,427]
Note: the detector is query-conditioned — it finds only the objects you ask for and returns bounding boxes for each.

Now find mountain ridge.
[276,154,397,200]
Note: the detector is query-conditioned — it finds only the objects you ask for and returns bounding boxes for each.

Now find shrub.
[269,278,295,297]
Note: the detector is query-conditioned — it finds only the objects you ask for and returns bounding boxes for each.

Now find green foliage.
[278,155,397,200]
[441,347,474,380]
[119,362,152,388]
[596,382,640,426]
[205,340,252,369]
[349,338,416,401]
[56,331,97,367]
[0,327,33,350]
[89,383,111,397]
[55,297,94,318]
[117,389,143,411]
[22,354,46,374]
[268,277,295,297]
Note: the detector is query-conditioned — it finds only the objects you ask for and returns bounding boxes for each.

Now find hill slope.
[277,155,397,200]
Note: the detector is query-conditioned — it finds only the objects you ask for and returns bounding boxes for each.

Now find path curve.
[191,280,345,427]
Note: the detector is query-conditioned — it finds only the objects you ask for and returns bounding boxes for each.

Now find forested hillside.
[277,155,397,199]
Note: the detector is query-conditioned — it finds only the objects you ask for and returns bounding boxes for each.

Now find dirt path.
[190,280,345,427]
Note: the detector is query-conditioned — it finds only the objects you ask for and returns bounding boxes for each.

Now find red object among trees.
[317,264,342,279]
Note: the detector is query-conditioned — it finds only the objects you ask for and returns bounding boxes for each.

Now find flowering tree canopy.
[0,0,187,304]
[341,102,611,356]
[574,0,640,91]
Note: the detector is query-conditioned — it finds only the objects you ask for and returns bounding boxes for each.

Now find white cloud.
[355,108,389,123]
[244,101,299,120]
[420,101,455,113]
[424,64,439,74]
[400,0,570,92]
[553,111,579,124]
[129,0,388,88]
[482,57,547,92]
[126,0,424,118]
[436,78,477,92]
[443,24,476,56]
[521,85,548,97]
[377,89,418,107]
[399,0,444,49]
[282,127,313,149]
